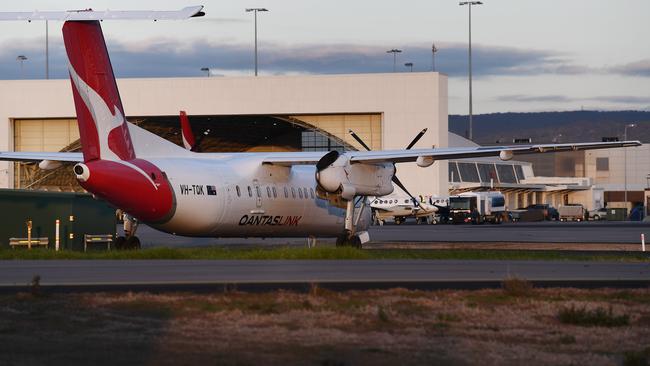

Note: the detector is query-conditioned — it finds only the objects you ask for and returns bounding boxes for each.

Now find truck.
[559,204,586,221]
[448,191,506,224]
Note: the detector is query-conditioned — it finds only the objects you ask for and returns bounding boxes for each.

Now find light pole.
[459,1,483,141]
[245,8,268,76]
[624,123,636,210]
[432,43,438,72]
[404,62,413,72]
[16,55,27,78]
[45,20,49,79]
[200,67,210,77]
[386,49,402,72]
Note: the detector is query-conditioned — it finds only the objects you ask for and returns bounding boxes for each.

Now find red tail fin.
[179,110,196,150]
[63,21,135,162]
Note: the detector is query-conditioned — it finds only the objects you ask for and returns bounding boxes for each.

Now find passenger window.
[247,186,252,197]
[291,187,296,199]
[303,188,308,198]
[266,186,271,198]
[256,186,261,198]
[310,188,314,199]
[284,187,288,198]
[236,186,241,197]
[272,187,277,198]
[298,188,303,199]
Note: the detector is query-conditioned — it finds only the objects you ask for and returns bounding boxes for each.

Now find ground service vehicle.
[449,191,506,224]
[589,207,607,221]
[559,204,587,221]
[524,204,559,221]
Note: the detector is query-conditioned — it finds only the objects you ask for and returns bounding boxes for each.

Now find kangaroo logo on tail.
[63,20,135,163]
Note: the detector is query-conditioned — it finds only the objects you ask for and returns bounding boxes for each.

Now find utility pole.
[624,123,637,212]
[45,20,49,79]
[432,43,438,72]
[386,49,402,72]
[245,8,268,76]
[459,1,483,141]
[16,55,27,78]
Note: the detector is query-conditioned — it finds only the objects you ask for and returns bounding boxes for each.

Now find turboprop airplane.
[371,191,439,225]
[0,7,641,249]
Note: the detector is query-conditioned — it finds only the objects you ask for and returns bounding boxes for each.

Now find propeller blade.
[392,175,419,208]
[348,129,372,151]
[405,128,428,150]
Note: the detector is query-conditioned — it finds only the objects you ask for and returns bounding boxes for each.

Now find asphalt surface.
[126,221,650,248]
[1,260,648,291]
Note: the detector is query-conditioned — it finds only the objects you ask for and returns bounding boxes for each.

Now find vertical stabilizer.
[63,20,135,162]
[179,110,196,150]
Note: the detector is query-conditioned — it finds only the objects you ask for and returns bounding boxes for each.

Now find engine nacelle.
[38,160,62,170]
[316,151,395,200]
[499,150,514,161]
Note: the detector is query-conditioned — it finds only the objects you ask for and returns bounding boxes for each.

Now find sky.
[0,0,649,114]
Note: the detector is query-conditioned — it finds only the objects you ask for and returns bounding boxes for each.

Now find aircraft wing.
[0,6,204,21]
[0,151,83,163]
[262,141,641,165]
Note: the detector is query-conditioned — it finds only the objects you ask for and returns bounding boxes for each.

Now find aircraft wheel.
[125,236,141,250]
[335,234,362,249]
[114,236,126,250]
[350,236,362,249]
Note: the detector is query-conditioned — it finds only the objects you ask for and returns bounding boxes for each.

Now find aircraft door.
[253,179,262,209]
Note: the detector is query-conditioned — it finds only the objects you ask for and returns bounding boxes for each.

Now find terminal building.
[0,73,648,212]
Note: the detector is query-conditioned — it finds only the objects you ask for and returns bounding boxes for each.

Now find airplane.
[0,7,641,249]
[370,190,440,225]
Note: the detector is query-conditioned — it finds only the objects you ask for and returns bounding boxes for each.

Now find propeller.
[348,128,427,207]
[405,128,428,150]
[348,129,371,151]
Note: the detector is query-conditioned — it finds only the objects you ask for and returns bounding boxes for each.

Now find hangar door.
[13,118,81,191]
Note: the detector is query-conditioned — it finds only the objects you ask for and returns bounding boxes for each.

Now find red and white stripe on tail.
[179,110,196,150]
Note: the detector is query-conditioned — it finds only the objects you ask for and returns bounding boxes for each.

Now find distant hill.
[449,111,650,145]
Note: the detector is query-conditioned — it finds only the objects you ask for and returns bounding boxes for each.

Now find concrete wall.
[0,72,448,196]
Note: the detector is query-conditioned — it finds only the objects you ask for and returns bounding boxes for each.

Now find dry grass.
[0,287,648,365]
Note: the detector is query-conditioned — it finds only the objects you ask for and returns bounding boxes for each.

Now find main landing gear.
[115,212,141,250]
[335,198,370,249]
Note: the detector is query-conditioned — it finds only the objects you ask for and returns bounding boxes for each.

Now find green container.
[606,208,628,221]
[0,189,116,250]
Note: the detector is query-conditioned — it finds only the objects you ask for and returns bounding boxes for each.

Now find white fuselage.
[148,155,369,238]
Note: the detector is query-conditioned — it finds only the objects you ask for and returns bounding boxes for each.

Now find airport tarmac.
[126,221,650,248]
[1,259,648,290]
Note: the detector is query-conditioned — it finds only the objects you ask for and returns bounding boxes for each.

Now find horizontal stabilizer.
[0,6,204,21]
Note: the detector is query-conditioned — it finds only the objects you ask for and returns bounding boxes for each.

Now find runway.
[1,259,648,291]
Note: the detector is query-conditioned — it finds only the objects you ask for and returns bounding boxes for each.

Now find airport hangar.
[0,72,448,196]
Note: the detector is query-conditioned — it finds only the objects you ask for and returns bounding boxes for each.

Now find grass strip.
[0,247,648,261]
